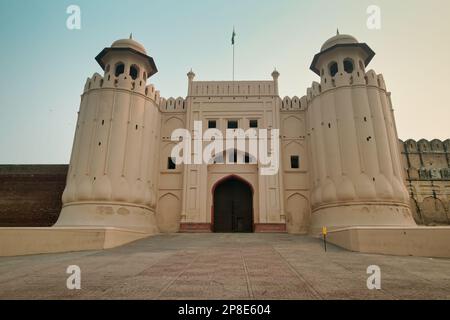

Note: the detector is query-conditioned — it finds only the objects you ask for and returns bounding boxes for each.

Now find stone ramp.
[0,234,449,300]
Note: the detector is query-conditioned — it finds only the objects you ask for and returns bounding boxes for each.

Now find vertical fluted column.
[306,95,321,207]
[125,94,145,204]
[366,71,395,199]
[108,88,132,202]
[75,89,100,201]
[334,74,360,201]
[91,90,114,201]
[62,87,89,204]
[351,73,378,199]
[145,101,160,209]
[377,78,409,202]
[320,90,340,203]
[309,88,327,206]
[140,99,153,207]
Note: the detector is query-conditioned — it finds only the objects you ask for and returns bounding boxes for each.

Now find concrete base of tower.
[325,226,450,258]
[310,202,417,235]
[0,227,152,257]
[56,202,160,234]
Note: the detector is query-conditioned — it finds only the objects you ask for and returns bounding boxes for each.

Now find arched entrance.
[213,176,254,233]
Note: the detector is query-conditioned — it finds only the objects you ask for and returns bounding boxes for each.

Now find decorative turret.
[56,37,161,234]
[94,35,158,94]
[310,32,374,86]
[272,69,280,95]
[187,69,196,96]
[187,69,196,81]
[306,33,416,233]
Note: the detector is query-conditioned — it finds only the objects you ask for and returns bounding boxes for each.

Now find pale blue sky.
[0,0,449,164]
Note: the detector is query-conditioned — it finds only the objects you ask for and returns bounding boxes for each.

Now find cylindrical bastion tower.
[56,37,161,233]
[307,33,416,233]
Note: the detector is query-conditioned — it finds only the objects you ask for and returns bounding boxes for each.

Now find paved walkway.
[0,234,449,300]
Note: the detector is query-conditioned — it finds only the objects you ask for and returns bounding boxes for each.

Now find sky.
[0,0,449,164]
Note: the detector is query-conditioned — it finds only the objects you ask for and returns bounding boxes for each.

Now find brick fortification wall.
[400,139,450,226]
[0,165,68,227]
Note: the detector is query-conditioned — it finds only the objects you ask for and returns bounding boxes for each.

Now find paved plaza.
[0,233,449,300]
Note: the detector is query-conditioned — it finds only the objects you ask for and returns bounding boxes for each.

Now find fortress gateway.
[55,33,418,235]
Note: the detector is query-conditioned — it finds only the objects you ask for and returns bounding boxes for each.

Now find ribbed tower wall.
[56,50,161,233]
[307,47,415,233]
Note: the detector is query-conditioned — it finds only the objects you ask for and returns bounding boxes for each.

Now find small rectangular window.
[291,156,300,169]
[228,120,238,129]
[208,120,217,129]
[249,120,258,128]
[168,157,176,170]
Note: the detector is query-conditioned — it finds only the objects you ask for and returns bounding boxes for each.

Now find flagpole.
[232,27,235,82]
[233,42,235,82]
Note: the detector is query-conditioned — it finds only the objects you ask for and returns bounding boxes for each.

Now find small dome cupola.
[320,32,359,52]
[95,34,158,80]
[111,38,147,55]
[310,31,375,77]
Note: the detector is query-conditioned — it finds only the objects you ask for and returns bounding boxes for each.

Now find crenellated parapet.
[302,70,389,106]
[280,96,308,111]
[321,69,387,92]
[403,139,450,154]
[159,97,186,113]
[144,84,161,103]
[83,72,161,105]
[401,139,450,181]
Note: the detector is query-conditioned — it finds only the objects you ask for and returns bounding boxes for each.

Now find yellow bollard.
[322,227,328,252]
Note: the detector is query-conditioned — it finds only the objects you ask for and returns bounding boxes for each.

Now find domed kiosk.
[95,35,158,78]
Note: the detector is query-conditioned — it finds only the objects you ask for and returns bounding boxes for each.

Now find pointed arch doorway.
[213,176,254,233]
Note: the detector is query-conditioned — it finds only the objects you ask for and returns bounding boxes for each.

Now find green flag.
[232,28,236,45]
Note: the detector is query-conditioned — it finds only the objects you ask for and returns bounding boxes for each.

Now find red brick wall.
[0,165,68,227]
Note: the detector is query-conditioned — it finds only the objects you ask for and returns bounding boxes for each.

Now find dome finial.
[271,68,280,80]
[337,28,340,35]
[129,33,133,40]
[187,69,196,81]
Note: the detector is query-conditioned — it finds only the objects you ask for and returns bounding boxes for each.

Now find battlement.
[189,81,277,97]
[400,139,450,182]
[159,97,186,113]
[280,96,307,111]
[83,72,161,104]
[304,69,388,103]
[402,139,450,154]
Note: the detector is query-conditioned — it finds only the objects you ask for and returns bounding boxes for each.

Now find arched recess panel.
[282,116,304,138]
[157,193,181,233]
[286,193,309,234]
[420,197,448,225]
[162,117,184,139]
